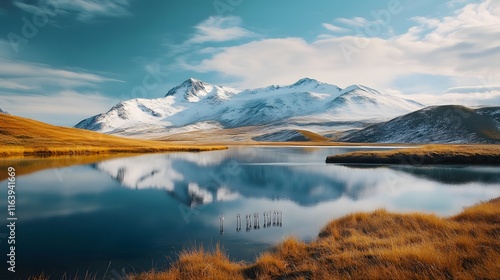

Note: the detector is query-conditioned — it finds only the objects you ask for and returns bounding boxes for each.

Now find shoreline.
[326,144,500,165]
[0,145,227,158]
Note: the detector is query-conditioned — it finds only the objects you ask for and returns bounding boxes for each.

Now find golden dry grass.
[0,114,226,157]
[326,144,500,165]
[296,130,331,142]
[133,245,245,280]
[122,197,500,280]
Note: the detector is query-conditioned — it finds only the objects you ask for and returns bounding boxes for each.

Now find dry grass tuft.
[130,245,244,280]
[129,197,500,280]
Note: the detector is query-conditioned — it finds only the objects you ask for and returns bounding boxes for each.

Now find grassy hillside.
[0,114,226,157]
[340,105,500,144]
[296,129,331,142]
[327,144,500,165]
[117,197,499,280]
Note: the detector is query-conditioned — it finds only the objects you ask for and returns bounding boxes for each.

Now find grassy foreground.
[0,114,226,157]
[116,197,500,280]
[326,144,500,165]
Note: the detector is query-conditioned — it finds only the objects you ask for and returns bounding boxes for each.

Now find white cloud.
[187,16,254,44]
[183,0,500,105]
[13,0,132,22]
[0,90,114,126]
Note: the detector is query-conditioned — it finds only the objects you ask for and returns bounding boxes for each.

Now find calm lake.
[1,146,500,279]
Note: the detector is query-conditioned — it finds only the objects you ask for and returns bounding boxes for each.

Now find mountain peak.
[165,78,214,101]
[341,84,382,95]
[292,78,321,86]
[282,78,341,94]
[182,78,205,86]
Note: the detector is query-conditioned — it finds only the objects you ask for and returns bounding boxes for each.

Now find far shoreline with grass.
[326,144,500,165]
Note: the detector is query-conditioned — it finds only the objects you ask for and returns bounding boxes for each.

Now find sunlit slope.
[252,129,331,142]
[0,114,225,157]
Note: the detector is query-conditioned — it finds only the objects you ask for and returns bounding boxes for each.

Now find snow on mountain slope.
[340,105,500,144]
[74,97,184,132]
[280,85,423,135]
[75,78,424,138]
[476,107,500,129]
[327,85,423,120]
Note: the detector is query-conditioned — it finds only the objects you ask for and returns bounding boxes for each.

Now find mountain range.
[75,78,500,144]
[75,78,424,140]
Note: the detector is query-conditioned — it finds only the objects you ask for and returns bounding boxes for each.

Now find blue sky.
[0,0,499,126]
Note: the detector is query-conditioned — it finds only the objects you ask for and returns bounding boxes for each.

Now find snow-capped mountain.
[340,105,500,144]
[75,78,424,139]
[0,108,8,114]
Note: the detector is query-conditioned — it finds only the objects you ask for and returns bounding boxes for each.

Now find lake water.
[1,146,499,279]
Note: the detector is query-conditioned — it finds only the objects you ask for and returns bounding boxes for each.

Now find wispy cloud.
[318,22,356,39]
[335,17,369,28]
[0,90,114,126]
[13,0,133,22]
[0,58,122,91]
[401,91,500,107]
[163,16,255,63]
[322,23,350,33]
[445,85,500,94]
[187,16,254,44]
[0,79,36,90]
